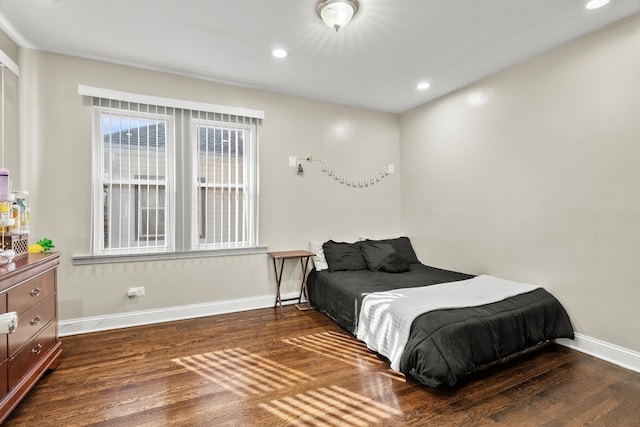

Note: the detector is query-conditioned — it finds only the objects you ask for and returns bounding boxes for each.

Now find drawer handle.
[31,343,43,355]
[30,287,41,297]
[30,315,42,326]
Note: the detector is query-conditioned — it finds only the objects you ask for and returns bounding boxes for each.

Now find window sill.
[71,246,269,266]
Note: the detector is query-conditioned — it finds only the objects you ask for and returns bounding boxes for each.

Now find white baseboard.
[59,298,640,376]
[58,291,300,337]
[556,333,640,374]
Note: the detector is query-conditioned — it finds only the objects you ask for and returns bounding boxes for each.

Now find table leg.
[272,257,285,313]
[296,256,311,311]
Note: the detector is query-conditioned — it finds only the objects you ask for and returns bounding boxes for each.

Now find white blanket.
[355,274,539,371]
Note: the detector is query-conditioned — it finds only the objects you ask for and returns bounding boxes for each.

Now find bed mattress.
[307,263,474,334]
[307,264,574,387]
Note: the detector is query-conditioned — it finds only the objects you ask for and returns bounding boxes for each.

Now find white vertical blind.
[90,94,259,255]
[191,115,256,250]
[93,98,173,254]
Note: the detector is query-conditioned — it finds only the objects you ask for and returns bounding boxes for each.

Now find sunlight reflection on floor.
[259,385,402,426]
[172,347,314,397]
[283,331,387,369]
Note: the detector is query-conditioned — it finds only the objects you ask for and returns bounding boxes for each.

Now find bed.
[307,237,575,387]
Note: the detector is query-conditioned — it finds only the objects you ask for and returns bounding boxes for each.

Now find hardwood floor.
[4,307,640,426]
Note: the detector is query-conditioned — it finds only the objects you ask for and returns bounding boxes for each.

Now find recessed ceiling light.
[417,82,431,90]
[272,49,287,59]
[585,0,610,10]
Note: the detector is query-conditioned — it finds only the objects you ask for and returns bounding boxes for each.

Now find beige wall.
[400,14,640,352]
[17,49,401,321]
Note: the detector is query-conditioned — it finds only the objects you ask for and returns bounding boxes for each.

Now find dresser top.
[0,252,61,291]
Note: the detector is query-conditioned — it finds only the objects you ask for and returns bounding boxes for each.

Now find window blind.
[89,92,260,256]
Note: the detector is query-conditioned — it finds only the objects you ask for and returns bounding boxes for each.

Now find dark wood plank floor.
[4,307,640,426]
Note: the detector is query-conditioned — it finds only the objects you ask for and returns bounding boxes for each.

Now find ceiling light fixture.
[317,0,359,32]
[585,0,610,10]
[272,48,287,59]
[417,82,431,90]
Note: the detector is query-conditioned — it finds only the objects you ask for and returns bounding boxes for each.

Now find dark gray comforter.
[307,263,574,387]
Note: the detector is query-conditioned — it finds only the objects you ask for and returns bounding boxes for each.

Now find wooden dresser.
[0,252,62,423]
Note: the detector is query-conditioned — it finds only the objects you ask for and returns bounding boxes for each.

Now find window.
[99,111,172,253]
[86,87,261,258]
[193,120,253,249]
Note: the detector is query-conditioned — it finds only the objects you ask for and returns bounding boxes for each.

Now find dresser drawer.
[8,295,56,356]
[7,270,55,315]
[8,321,57,390]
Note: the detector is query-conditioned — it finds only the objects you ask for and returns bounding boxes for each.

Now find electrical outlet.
[289,156,297,167]
[388,164,395,174]
[127,286,145,297]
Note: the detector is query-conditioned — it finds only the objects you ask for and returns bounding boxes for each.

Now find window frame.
[191,117,258,251]
[93,106,175,255]
[78,86,264,264]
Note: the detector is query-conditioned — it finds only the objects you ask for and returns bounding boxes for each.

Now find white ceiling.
[1,0,639,113]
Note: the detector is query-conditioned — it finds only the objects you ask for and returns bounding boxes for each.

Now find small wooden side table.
[268,250,314,313]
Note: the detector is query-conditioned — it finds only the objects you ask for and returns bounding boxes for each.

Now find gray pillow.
[360,242,396,271]
[367,236,419,264]
[322,240,367,272]
[380,252,411,273]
